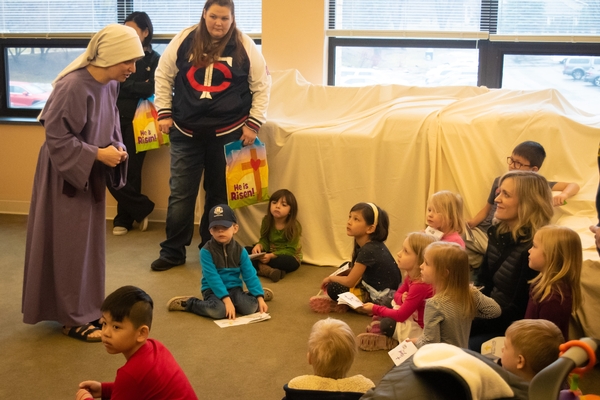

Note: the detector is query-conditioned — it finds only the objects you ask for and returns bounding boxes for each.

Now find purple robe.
[22,68,127,326]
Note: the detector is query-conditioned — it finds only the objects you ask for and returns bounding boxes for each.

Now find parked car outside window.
[583,67,600,87]
[9,81,51,108]
[562,57,600,80]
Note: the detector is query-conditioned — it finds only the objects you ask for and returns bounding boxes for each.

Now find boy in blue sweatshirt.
[167,204,272,319]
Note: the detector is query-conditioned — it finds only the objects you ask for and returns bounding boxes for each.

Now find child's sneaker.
[309,295,349,314]
[357,333,399,351]
[309,295,332,313]
[263,287,274,302]
[167,296,192,311]
[366,320,381,334]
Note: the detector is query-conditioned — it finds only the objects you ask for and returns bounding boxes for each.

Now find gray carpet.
[0,214,392,399]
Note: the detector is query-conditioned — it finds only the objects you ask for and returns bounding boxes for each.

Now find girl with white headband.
[22,24,144,343]
[310,202,401,313]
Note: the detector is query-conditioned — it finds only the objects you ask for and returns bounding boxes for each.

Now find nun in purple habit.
[22,24,144,342]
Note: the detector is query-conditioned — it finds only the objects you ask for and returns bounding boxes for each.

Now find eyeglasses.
[506,156,531,169]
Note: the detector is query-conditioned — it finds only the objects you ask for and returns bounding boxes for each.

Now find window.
[0,0,117,33]
[328,0,600,114]
[0,0,261,34]
[6,46,85,110]
[502,55,600,115]
[497,0,600,36]
[130,0,261,34]
[333,45,479,87]
[0,0,262,119]
[328,0,487,38]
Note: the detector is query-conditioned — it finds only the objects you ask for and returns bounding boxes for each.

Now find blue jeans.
[186,287,258,319]
[159,127,242,263]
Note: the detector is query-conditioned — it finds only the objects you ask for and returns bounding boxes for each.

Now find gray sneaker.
[263,288,274,302]
[167,296,192,311]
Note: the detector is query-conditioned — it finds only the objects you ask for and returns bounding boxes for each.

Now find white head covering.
[413,343,514,400]
[52,24,144,86]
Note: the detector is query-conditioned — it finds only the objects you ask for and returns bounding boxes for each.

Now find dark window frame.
[0,0,261,123]
[1,38,87,120]
[0,37,175,121]
[327,37,600,88]
[0,36,261,123]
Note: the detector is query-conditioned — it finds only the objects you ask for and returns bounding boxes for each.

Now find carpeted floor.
[0,213,392,399]
[2,213,599,399]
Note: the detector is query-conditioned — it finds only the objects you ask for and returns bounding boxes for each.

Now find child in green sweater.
[249,189,302,282]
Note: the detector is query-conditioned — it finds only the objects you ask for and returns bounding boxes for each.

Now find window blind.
[0,0,261,35]
[328,0,600,42]
[0,0,117,33]
[494,0,600,42]
[131,0,261,35]
[328,0,485,39]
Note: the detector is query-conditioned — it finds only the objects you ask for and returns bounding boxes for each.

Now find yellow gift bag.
[224,138,269,209]
[132,99,170,153]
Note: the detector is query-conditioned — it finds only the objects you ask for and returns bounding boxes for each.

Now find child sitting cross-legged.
[75,286,197,400]
[500,319,564,382]
[283,318,375,399]
[167,204,272,319]
[310,202,401,313]
[411,242,501,348]
[357,232,437,351]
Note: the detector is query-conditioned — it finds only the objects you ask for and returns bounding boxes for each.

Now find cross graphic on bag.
[241,148,266,201]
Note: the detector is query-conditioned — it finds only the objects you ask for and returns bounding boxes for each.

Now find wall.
[0,123,173,220]
[0,0,328,218]
[262,0,327,85]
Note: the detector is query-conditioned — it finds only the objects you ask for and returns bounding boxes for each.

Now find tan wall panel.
[262,0,326,84]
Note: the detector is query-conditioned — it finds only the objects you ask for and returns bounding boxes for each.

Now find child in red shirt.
[76,286,197,400]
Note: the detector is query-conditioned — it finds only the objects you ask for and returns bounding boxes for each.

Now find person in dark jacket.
[469,171,553,351]
[151,0,271,272]
[109,11,160,236]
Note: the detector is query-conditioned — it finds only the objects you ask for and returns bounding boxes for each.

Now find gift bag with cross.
[132,98,170,153]
[224,138,269,209]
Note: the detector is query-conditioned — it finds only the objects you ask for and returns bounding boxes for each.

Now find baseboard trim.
[0,201,29,215]
[1,201,169,222]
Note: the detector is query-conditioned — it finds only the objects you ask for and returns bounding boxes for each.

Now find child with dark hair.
[108,11,160,236]
[248,189,302,282]
[310,202,401,313]
[466,140,580,270]
[501,319,564,382]
[75,286,197,400]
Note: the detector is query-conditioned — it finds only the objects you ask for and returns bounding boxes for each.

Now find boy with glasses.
[465,141,579,270]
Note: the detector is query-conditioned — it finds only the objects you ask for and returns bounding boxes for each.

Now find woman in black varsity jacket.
[151,0,271,272]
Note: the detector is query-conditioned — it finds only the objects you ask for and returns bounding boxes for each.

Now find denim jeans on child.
[186,287,258,319]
